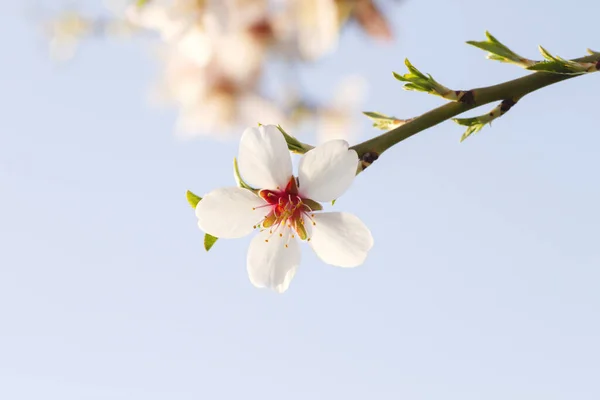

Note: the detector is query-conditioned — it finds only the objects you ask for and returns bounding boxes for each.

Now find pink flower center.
[254,176,318,242]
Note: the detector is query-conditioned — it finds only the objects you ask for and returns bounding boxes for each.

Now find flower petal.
[247,229,300,293]
[238,125,293,190]
[297,140,358,202]
[309,212,373,268]
[195,187,268,239]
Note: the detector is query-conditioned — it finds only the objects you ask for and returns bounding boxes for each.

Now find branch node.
[500,98,517,113]
[457,90,475,105]
[360,152,379,170]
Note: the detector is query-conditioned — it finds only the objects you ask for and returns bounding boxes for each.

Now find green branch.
[349,52,600,162]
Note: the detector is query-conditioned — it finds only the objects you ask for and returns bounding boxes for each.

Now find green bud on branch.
[351,45,599,160]
[393,59,472,102]
[453,115,489,142]
[467,31,536,68]
[453,98,517,142]
[363,111,412,130]
[526,46,600,74]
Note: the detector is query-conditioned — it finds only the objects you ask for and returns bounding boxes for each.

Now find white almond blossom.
[127,0,277,137]
[154,50,286,138]
[195,125,374,293]
[126,0,270,80]
[47,0,396,138]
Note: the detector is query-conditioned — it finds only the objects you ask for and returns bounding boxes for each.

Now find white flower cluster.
[46,0,393,141]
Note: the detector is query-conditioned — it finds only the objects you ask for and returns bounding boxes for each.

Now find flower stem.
[350,53,600,162]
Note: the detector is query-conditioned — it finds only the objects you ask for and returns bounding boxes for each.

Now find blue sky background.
[1,0,599,399]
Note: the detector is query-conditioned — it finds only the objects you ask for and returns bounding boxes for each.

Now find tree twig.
[349,53,600,167]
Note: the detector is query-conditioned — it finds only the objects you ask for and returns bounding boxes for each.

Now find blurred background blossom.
[41,0,398,142]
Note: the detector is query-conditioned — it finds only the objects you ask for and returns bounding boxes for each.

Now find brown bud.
[458,90,475,105]
[500,98,517,114]
[360,151,379,170]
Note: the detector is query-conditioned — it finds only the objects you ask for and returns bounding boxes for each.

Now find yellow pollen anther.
[312,222,316,226]
[285,244,288,248]
[279,233,283,237]
[252,208,256,210]
[265,239,269,243]
[307,238,311,242]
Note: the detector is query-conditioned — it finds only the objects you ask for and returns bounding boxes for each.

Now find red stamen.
[254,175,321,242]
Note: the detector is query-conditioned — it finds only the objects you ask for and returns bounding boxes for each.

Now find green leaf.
[233,158,255,190]
[331,199,336,205]
[204,234,218,251]
[453,102,505,142]
[363,111,410,130]
[393,59,458,100]
[187,190,220,251]
[453,117,487,142]
[186,190,202,209]
[526,46,597,74]
[467,31,535,68]
[275,125,314,154]
[467,34,597,74]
